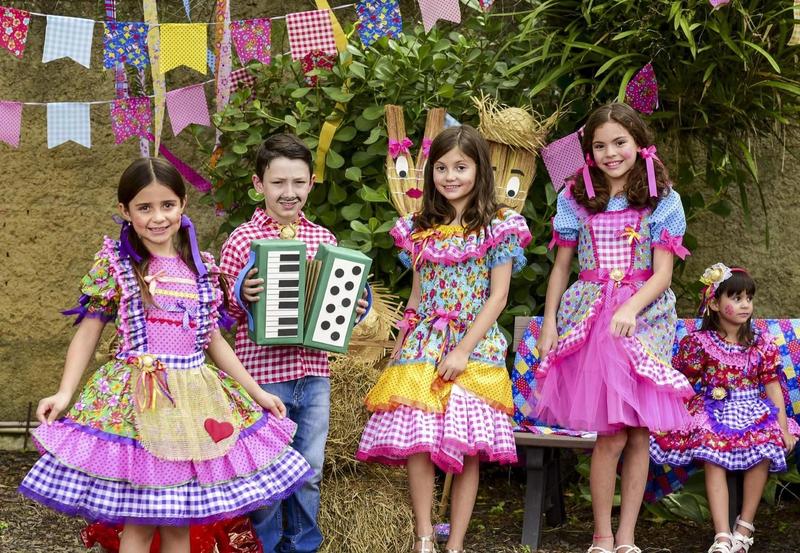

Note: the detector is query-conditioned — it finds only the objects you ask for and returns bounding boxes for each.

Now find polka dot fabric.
[159,23,208,74]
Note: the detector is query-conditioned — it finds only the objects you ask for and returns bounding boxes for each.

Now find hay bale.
[319,466,414,553]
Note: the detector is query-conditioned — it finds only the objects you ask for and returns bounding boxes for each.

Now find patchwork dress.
[533,187,694,434]
[650,330,800,471]
[357,209,531,473]
[19,238,313,525]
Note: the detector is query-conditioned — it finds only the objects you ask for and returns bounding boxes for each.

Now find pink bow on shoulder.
[389,137,413,159]
[659,229,690,260]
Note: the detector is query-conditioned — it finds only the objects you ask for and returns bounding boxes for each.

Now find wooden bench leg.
[521,446,546,548]
[727,471,744,530]
[544,449,566,527]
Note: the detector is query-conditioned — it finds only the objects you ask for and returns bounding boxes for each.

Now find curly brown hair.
[571,103,671,213]
[414,125,499,234]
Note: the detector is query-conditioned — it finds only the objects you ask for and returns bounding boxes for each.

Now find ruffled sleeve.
[63,238,120,325]
[755,331,781,386]
[200,251,234,333]
[549,188,580,249]
[673,333,704,388]
[650,189,690,259]
[389,213,416,269]
[486,208,532,274]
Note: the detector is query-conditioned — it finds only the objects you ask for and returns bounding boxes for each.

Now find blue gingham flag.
[43,15,94,68]
[47,102,91,148]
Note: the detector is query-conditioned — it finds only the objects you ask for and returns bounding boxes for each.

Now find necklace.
[277,221,299,239]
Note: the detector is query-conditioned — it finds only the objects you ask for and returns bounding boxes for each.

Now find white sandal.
[614,546,642,553]
[586,547,613,553]
[731,517,755,552]
[708,532,734,553]
[413,535,437,553]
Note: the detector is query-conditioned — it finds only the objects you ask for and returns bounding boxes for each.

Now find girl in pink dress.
[533,103,693,553]
[650,265,799,553]
[20,158,312,553]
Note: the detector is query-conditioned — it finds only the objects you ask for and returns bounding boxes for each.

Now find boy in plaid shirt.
[219,134,367,552]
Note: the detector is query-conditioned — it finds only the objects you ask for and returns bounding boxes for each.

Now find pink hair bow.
[639,145,660,197]
[659,229,690,260]
[582,153,596,198]
[389,137,413,159]
[421,137,433,158]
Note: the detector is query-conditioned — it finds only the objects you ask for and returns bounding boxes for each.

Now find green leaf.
[362,105,385,120]
[350,220,371,234]
[247,189,264,203]
[328,181,347,204]
[735,138,759,182]
[334,126,357,142]
[291,87,311,98]
[326,148,345,169]
[345,166,362,182]
[360,185,390,203]
[231,143,248,155]
[219,121,250,132]
[341,203,363,220]
[743,40,781,73]
[708,200,732,217]
[595,53,637,77]
[321,87,355,103]
[364,126,382,145]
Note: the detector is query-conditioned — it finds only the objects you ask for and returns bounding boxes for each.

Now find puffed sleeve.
[549,188,580,249]
[389,214,415,269]
[650,189,690,259]
[487,209,532,274]
[201,251,234,333]
[756,332,781,386]
[63,239,120,325]
[673,333,704,388]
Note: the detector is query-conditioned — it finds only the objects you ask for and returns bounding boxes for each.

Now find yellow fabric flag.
[160,23,208,74]
[143,0,165,152]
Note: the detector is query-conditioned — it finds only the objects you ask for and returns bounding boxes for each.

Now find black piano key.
[278,318,298,326]
[278,279,299,287]
[278,328,298,337]
[278,301,299,309]
[279,290,299,298]
[280,264,300,272]
[279,254,301,262]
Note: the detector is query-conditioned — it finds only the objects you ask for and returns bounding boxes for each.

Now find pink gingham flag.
[166,83,210,136]
[418,0,461,32]
[0,100,23,147]
[541,131,584,191]
[286,10,337,60]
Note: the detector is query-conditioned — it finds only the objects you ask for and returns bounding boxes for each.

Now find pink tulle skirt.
[534,287,692,435]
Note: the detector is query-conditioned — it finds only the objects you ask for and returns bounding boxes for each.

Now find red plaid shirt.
[219,208,337,384]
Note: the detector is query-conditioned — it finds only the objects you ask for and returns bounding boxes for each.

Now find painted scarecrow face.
[489,141,536,212]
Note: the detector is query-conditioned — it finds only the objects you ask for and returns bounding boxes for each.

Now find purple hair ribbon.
[639,145,659,197]
[180,214,208,278]
[115,216,144,263]
[582,153,596,198]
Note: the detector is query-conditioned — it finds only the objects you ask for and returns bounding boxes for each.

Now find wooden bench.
[509,316,796,548]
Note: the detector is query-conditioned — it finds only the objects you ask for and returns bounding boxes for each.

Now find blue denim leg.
[250,377,330,553]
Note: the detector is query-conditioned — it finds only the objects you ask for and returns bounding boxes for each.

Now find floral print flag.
[231,18,271,64]
[356,0,402,47]
[0,7,30,58]
[103,22,149,69]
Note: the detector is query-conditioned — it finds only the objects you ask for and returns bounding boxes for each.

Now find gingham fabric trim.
[285,10,337,60]
[115,350,205,370]
[587,209,640,269]
[42,15,94,68]
[46,102,91,148]
[649,440,788,473]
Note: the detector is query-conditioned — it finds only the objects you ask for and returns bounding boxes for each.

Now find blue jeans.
[250,376,330,553]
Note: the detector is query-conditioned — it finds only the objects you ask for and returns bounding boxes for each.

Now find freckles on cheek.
[723,304,735,316]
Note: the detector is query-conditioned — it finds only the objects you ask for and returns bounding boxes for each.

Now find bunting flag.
[230,18,271,64]
[143,0,165,152]
[540,131,584,191]
[302,49,336,86]
[418,0,461,32]
[213,0,233,124]
[356,0,402,47]
[790,0,800,46]
[42,15,94,67]
[166,83,210,136]
[478,0,495,9]
[709,0,730,7]
[0,7,30,59]
[160,23,208,74]
[110,97,151,144]
[625,62,659,115]
[0,100,22,147]
[47,102,91,148]
[229,67,256,94]
[103,21,149,69]
[286,10,337,60]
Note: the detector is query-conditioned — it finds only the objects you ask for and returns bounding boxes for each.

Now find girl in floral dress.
[650,265,799,553]
[357,125,531,553]
[533,103,694,553]
[19,158,312,553]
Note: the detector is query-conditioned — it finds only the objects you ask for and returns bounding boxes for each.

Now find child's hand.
[783,431,797,452]
[355,288,369,317]
[438,348,469,382]
[611,303,638,337]
[537,319,559,358]
[242,268,264,303]
[255,390,286,419]
[36,391,72,425]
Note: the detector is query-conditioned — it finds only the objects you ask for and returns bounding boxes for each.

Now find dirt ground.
[3,451,800,553]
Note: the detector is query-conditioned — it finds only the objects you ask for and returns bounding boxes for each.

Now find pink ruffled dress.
[650,330,800,471]
[533,187,694,434]
[356,209,532,473]
[19,238,313,525]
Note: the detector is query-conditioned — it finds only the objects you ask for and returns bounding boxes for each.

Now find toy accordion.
[234,240,372,353]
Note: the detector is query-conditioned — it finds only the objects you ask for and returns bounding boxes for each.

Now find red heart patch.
[204,418,234,443]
